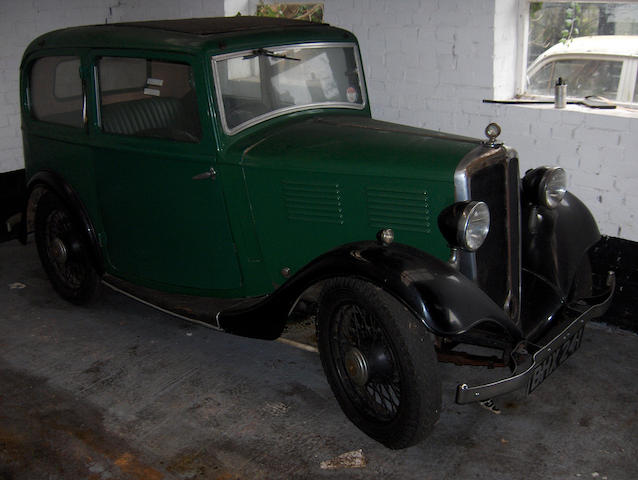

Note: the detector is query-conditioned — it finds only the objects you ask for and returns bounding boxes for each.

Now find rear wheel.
[317,278,441,449]
[35,191,99,304]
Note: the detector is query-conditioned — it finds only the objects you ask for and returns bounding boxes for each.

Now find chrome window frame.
[211,42,367,136]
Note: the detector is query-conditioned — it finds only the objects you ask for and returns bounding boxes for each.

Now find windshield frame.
[211,42,367,135]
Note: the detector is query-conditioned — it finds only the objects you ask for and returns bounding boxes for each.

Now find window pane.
[30,56,83,127]
[54,58,82,98]
[99,57,147,92]
[215,45,364,131]
[98,57,201,142]
[528,2,638,68]
[528,59,622,98]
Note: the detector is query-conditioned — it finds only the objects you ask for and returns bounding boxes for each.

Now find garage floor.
[1,240,637,480]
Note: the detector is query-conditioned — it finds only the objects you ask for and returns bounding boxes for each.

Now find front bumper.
[455,271,615,404]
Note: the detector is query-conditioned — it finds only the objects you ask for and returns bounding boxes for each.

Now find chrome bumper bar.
[456,271,615,404]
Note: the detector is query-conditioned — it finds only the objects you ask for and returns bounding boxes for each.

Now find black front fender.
[523,191,601,297]
[219,241,521,341]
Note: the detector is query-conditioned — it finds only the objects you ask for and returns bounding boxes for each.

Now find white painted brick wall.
[323,0,638,242]
[1,0,636,241]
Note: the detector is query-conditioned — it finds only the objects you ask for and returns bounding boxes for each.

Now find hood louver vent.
[366,187,431,234]
[283,181,344,225]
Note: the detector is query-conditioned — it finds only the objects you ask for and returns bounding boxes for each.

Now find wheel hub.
[345,347,369,386]
[50,237,68,265]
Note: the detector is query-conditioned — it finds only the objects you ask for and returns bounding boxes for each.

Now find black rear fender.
[22,170,103,274]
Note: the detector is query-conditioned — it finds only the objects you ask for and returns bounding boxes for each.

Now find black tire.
[35,191,100,304]
[317,278,441,449]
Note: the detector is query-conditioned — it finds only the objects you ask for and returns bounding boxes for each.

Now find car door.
[90,51,242,292]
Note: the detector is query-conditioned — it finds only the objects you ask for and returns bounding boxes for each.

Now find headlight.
[523,166,567,209]
[460,201,490,251]
[541,167,567,208]
[438,201,490,252]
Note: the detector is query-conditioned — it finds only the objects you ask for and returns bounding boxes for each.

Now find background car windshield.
[528,58,622,99]
[214,44,364,131]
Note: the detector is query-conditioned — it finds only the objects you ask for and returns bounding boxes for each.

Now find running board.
[102,274,262,330]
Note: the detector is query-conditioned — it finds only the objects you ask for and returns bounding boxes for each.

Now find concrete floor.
[1,240,637,480]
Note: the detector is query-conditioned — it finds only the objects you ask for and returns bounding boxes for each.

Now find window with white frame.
[521,1,638,106]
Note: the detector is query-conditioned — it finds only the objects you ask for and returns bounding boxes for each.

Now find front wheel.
[317,278,441,449]
[35,191,100,304]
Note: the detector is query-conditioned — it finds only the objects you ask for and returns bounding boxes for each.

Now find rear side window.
[29,56,84,128]
[97,57,201,142]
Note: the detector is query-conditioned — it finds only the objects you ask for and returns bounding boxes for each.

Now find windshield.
[213,43,365,133]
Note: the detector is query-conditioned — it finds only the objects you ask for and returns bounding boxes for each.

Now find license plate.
[528,326,585,394]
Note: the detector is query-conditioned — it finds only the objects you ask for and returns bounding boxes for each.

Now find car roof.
[22,16,355,59]
[532,35,638,63]
[114,16,325,34]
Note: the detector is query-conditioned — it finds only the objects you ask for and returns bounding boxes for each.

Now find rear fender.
[22,170,103,273]
[219,241,522,341]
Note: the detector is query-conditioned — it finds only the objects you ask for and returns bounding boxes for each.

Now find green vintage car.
[20,17,614,449]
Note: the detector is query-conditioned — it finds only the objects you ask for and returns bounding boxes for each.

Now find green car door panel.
[92,135,242,294]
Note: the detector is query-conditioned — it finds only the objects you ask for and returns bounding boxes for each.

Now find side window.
[30,56,84,128]
[528,58,622,99]
[97,57,201,142]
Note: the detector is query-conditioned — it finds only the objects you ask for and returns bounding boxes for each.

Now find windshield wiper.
[243,48,300,61]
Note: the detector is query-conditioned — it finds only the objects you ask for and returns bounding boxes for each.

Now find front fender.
[523,191,600,297]
[219,241,521,341]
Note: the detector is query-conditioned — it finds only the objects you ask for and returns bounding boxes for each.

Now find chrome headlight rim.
[457,201,490,251]
[523,166,569,210]
[438,200,491,252]
[540,166,567,209]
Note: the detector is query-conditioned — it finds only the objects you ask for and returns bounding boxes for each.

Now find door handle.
[192,167,217,181]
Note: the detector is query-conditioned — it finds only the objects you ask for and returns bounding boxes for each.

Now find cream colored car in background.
[527,35,638,106]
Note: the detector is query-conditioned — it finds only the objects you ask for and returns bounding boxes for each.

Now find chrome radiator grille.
[455,147,521,322]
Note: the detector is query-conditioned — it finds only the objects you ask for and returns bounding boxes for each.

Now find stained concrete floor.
[1,239,637,480]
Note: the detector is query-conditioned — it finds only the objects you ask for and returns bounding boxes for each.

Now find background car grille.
[466,151,521,321]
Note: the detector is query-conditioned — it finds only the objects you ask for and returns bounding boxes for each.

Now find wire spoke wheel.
[333,303,401,421]
[317,278,441,449]
[44,209,86,290]
[35,191,99,304]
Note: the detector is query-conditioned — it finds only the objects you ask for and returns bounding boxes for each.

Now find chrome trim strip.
[276,337,319,353]
[452,144,520,304]
[211,42,367,136]
[102,279,223,331]
[453,145,496,280]
[455,272,615,404]
[504,145,522,321]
